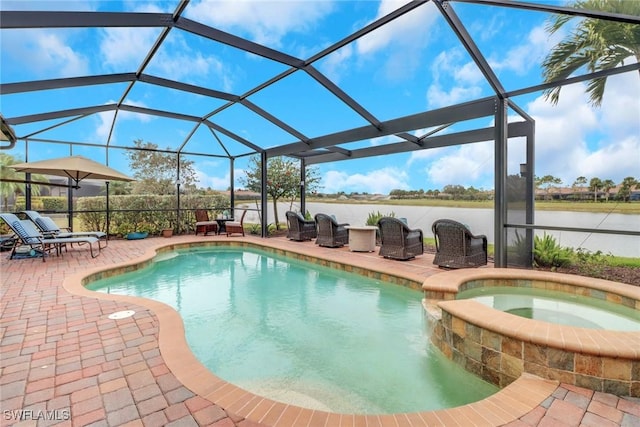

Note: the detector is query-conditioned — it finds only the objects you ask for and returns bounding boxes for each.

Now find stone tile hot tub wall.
[422,269,640,398]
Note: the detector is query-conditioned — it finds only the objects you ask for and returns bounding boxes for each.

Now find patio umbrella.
[10,155,134,188]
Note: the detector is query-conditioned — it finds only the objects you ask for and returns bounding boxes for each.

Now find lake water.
[239,202,639,257]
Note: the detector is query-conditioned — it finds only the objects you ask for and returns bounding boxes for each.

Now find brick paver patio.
[1,234,638,426]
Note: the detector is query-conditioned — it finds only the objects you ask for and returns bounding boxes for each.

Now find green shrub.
[42,197,66,211]
[248,224,261,235]
[365,210,395,226]
[573,248,612,277]
[76,193,230,236]
[533,233,573,268]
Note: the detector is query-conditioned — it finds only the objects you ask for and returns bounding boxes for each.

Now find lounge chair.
[285,211,317,241]
[314,213,349,248]
[0,213,101,261]
[377,217,424,260]
[22,210,107,248]
[194,209,218,235]
[432,219,487,268]
[226,209,247,236]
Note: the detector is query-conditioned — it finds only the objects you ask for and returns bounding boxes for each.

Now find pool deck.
[1,234,639,427]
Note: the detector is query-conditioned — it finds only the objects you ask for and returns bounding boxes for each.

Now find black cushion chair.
[314,213,349,248]
[285,211,317,241]
[432,219,487,268]
[377,217,423,260]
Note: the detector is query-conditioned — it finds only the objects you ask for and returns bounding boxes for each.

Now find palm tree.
[617,176,639,201]
[589,177,602,201]
[573,176,588,199]
[0,153,47,210]
[542,0,640,106]
[601,179,615,201]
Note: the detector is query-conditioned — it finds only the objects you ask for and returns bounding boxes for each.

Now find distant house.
[534,184,633,201]
[46,178,103,197]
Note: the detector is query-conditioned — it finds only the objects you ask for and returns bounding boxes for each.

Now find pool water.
[88,247,497,414]
[457,286,640,331]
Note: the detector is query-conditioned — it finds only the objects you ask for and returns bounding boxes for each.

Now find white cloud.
[322,167,409,194]
[407,70,639,191]
[94,110,116,143]
[0,1,94,11]
[2,30,90,78]
[186,0,333,48]
[528,73,640,185]
[424,143,494,188]
[579,136,640,180]
[150,34,233,89]
[194,161,243,190]
[427,83,483,109]
[354,1,438,80]
[489,25,553,75]
[320,44,354,83]
[599,71,640,136]
[100,27,159,71]
[426,50,483,108]
[99,2,173,72]
[526,75,639,185]
[92,99,153,144]
[356,1,436,56]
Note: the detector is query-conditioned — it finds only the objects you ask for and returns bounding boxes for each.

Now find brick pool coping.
[2,234,638,426]
[422,269,640,397]
[62,238,562,426]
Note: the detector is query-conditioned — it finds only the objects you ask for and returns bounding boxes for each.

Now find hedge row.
[75,193,230,236]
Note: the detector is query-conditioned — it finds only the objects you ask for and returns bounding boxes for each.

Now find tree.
[125,139,197,195]
[542,0,640,106]
[535,175,562,199]
[102,181,132,195]
[601,179,615,201]
[573,176,587,188]
[442,184,466,199]
[589,177,602,201]
[572,176,588,199]
[617,176,639,201]
[241,156,321,229]
[0,153,47,210]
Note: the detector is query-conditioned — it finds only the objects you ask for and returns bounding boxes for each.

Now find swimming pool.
[457,286,640,331]
[88,246,497,414]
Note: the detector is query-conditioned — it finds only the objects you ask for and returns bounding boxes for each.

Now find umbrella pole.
[67,178,74,231]
[106,181,110,239]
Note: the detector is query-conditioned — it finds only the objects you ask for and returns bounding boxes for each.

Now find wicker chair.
[285,211,317,241]
[314,213,349,248]
[432,219,487,268]
[194,209,218,236]
[225,209,246,237]
[377,217,424,260]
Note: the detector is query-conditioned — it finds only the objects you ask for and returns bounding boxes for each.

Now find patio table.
[345,226,378,252]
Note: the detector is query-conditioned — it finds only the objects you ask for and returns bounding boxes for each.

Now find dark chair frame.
[0,213,101,261]
[22,210,107,248]
[285,211,317,241]
[194,209,218,235]
[432,219,487,268]
[226,209,247,236]
[377,217,424,260]
[314,213,349,248]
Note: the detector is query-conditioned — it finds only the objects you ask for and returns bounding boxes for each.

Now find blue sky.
[1,0,639,194]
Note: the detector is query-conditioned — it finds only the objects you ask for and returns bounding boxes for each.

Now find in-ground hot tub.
[422,269,640,397]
